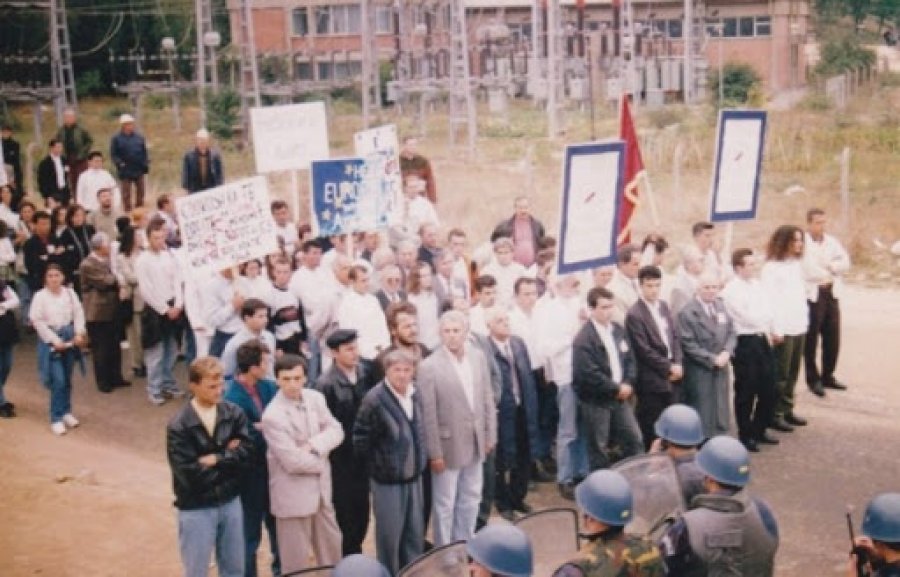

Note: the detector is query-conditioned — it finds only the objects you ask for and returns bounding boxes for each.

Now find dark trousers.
[635,390,673,451]
[209,329,235,359]
[733,334,778,440]
[87,320,123,391]
[774,334,805,418]
[476,450,496,530]
[333,466,370,556]
[535,371,559,461]
[805,286,841,386]
[495,406,531,512]
[66,158,88,194]
[579,399,644,471]
[120,176,145,212]
[240,469,279,577]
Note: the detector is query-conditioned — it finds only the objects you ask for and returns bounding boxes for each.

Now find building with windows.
[228,0,809,96]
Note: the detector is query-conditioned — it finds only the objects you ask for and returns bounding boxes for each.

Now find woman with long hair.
[761,224,809,431]
[29,263,87,435]
[55,204,95,293]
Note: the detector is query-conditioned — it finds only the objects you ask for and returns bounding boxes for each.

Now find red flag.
[616,96,645,245]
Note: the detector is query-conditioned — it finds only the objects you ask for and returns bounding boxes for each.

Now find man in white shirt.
[481,237,528,308]
[391,176,439,245]
[336,265,390,368]
[220,298,277,379]
[205,268,246,358]
[136,217,184,405]
[447,228,473,299]
[721,249,780,449]
[271,201,298,257]
[606,244,642,325]
[803,208,851,393]
[76,151,121,212]
[690,221,728,279]
[468,274,498,336]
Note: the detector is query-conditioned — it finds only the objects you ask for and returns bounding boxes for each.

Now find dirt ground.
[1,284,898,576]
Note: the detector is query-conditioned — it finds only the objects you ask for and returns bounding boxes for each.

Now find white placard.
[175,176,278,276]
[250,102,330,173]
[709,110,767,222]
[353,124,402,226]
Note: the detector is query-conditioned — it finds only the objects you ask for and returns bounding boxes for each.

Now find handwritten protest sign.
[175,176,278,275]
[310,158,393,237]
[250,102,330,173]
[354,125,402,225]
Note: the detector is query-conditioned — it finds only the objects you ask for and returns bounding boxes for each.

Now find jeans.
[476,451,496,531]
[177,497,244,577]
[0,345,12,405]
[209,329,235,359]
[556,382,588,483]
[306,337,321,384]
[16,276,31,327]
[47,352,75,423]
[431,459,483,546]
[145,334,178,396]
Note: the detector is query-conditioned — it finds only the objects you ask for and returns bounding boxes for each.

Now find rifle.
[848,511,870,577]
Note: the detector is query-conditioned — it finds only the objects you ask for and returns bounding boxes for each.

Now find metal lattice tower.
[49,0,77,122]
[447,0,476,154]
[237,0,261,136]
[545,0,563,137]
[360,0,382,128]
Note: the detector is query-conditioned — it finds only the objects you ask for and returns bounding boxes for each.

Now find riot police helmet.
[654,404,705,446]
[575,469,634,527]
[695,435,751,487]
[466,524,533,577]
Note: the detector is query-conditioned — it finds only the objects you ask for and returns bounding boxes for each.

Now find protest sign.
[250,102,329,173]
[175,176,278,275]
[709,109,767,222]
[354,124,402,225]
[556,140,625,274]
[309,157,392,237]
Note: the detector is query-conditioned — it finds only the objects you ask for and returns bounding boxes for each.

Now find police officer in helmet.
[650,404,706,506]
[467,524,533,577]
[849,493,900,577]
[332,553,390,577]
[658,435,778,576]
[553,470,664,577]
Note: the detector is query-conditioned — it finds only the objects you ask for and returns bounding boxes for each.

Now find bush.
[207,89,240,139]
[145,93,170,110]
[814,36,876,77]
[76,69,107,98]
[708,63,762,107]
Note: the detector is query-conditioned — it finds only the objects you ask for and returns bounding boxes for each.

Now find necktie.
[505,343,521,405]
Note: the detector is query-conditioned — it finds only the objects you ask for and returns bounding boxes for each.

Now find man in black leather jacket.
[166,356,254,577]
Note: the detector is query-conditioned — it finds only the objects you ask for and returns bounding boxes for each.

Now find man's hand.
[198,454,217,468]
[714,351,730,368]
[771,334,784,345]
[231,293,244,311]
[226,439,240,450]
[73,334,87,349]
[52,341,69,353]
[669,364,684,381]
[486,443,495,455]
[617,383,633,401]
[166,307,182,320]
[430,458,446,474]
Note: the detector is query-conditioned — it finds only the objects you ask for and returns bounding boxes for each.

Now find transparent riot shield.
[282,565,334,577]
[398,541,468,577]
[514,508,581,576]
[613,453,687,540]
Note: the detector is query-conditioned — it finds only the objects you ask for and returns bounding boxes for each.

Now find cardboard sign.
[250,102,329,173]
[709,110,767,222]
[309,158,394,237]
[354,124,402,225]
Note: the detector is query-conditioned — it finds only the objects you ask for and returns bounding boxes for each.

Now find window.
[295,61,313,80]
[755,16,771,36]
[375,6,393,34]
[667,19,682,38]
[317,60,362,80]
[292,8,308,37]
[723,17,738,37]
[315,5,362,35]
[739,17,754,37]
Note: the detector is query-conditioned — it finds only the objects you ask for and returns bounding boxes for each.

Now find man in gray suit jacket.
[418,310,497,546]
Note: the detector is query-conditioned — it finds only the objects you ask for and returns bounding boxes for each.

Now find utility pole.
[360,0,381,128]
[447,0,477,154]
[195,0,213,125]
[683,0,693,103]
[237,0,261,139]
[49,0,77,123]
[546,0,562,137]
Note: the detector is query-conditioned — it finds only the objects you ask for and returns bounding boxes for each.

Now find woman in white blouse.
[29,263,87,435]
[239,258,273,305]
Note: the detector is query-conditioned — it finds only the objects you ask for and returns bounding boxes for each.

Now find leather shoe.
[541,457,558,475]
[499,509,517,522]
[513,501,533,515]
[558,483,575,501]
[756,433,780,445]
[98,386,114,394]
[115,380,132,388]
[770,418,794,432]
[785,413,808,426]
[741,438,760,453]
[531,462,555,483]
[824,379,848,390]
[808,382,826,397]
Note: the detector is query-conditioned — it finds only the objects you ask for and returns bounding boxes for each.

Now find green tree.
[709,63,762,107]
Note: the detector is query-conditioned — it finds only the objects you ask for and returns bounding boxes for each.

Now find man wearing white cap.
[182,128,224,194]
[109,114,149,212]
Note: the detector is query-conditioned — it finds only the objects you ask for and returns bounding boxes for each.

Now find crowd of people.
[3,111,897,577]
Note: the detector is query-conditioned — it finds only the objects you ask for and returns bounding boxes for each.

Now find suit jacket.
[314,363,372,474]
[261,388,344,519]
[491,215,545,250]
[488,336,540,467]
[418,345,498,469]
[37,154,69,201]
[625,299,682,395]
[182,148,224,193]
[677,298,737,370]
[2,136,23,189]
[78,254,119,322]
[572,319,636,406]
[375,289,408,311]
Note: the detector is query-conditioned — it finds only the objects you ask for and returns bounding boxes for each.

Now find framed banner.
[310,157,391,237]
[709,110,767,222]
[354,124,402,225]
[250,101,330,173]
[556,140,625,275]
[175,176,278,276]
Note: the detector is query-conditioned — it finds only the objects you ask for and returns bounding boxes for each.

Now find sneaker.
[62,414,80,428]
[148,393,167,406]
[51,422,67,436]
[0,402,15,419]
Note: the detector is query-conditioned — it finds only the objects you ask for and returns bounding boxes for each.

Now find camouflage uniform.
[552,534,665,577]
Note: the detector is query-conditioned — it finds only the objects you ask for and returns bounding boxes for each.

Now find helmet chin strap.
[578,526,623,542]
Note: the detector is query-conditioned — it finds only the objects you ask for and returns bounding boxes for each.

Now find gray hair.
[439,309,470,331]
[492,237,514,252]
[382,348,417,370]
[90,231,110,250]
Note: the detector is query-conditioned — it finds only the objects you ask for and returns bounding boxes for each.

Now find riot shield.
[398,541,468,577]
[514,508,580,576]
[613,453,687,540]
[282,566,334,577]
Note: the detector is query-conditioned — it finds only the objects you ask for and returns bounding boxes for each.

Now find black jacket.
[315,364,372,474]
[182,148,224,193]
[572,320,637,405]
[2,136,23,191]
[353,381,427,484]
[37,154,69,202]
[166,400,255,510]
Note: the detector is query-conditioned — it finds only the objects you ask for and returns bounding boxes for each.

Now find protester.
[336,265,390,368]
[56,108,93,192]
[0,278,20,418]
[182,128,223,194]
[76,151,120,212]
[406,261,440,350]
[37,139,69,206]
[1,125,23,202]
[220,298,277,380]
[399,136,437,203]
[110,114,149,211]
[481,237,528,307]
[268,256,308,357]
[86,187,123,240]
[30,263,87,435]
[55,204,94,293]
[491,196,546,269]
[115,224,146,377]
